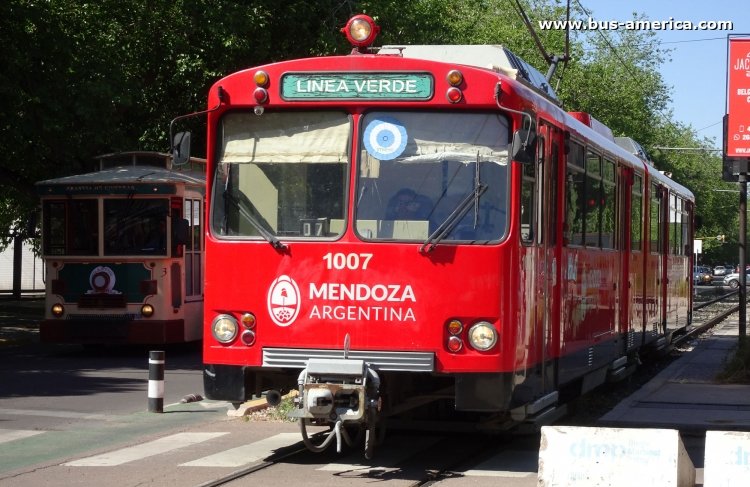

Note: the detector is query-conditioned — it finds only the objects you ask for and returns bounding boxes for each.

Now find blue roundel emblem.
[267,275,301,327]
[363,117,407,160]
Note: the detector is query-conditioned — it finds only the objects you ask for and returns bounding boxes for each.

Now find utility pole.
[741,173,747,337]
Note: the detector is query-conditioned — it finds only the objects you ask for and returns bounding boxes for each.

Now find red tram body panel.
[199,16,693,454]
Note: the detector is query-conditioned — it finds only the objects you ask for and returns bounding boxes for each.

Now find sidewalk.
[0,297,43,346]
[600,317,750,431]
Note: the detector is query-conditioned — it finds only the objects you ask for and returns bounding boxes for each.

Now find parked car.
[723,272,750,289]
[713,265,728,276]
[693,266,713,285]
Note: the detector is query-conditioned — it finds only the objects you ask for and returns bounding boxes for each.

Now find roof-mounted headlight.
[341,14,380,49]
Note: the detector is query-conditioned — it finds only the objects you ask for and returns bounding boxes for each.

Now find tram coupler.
[291,358,381,454]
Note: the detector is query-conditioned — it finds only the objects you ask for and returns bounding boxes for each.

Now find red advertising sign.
[727,38,750,158]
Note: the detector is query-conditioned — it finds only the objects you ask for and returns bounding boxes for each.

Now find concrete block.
[704,430,750,486]
[538,426,695,486]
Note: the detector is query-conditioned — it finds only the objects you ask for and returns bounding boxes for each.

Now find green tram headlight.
[211,314,239,344]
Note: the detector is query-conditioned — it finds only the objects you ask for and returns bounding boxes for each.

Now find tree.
[0,0,733,256]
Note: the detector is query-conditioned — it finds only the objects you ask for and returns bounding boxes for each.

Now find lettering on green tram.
[281,73,433,100]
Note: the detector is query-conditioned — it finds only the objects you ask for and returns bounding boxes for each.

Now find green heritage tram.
[37,152,206,344]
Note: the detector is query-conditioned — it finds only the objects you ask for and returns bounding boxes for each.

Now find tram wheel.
[364,412,386,459]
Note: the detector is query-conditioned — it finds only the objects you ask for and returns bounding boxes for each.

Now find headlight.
[51,303,64,318]
[211,314,238,343]
[141,304,154,317]
[468,321,498,351]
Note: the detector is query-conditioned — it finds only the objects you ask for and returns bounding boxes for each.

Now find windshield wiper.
[223,190,287,250]
[420,183,487,253]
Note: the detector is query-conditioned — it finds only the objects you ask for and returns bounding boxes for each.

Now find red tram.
[197,15,694,456]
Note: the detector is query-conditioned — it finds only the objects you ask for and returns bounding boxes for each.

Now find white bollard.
[704,430,750,486]
[538,426,695,486]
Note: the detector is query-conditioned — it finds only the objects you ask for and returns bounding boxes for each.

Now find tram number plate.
[323,252,372,270]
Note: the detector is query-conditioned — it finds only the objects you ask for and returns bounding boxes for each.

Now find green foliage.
[0,0,736,256]
[717,336,750,384]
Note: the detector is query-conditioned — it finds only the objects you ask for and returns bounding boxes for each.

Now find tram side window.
[584,151,602,247]
[649,183,662,254]
[601,159,616,249]
[631,174,643,251]
[670,194,688,256]
[681,198,690,255]
[520,144,537,243]
[184,198,202,297]
[564,142,585,246]
[43,200,98,256]
[669,193,682,255]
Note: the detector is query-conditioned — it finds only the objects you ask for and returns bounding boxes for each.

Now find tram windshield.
[211,110,509,243]
[212,111,348,239]
[42,198,169,256]
[103,199,169,256]
[355,111,509,242]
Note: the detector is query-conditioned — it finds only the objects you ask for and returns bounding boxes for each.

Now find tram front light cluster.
[446,319,499,353]
[240,312,257,346]
[445,69,464,104]
[51,303,64,318]
[212,314,239,343]
[253,70,269,106]
[446,319,464,353]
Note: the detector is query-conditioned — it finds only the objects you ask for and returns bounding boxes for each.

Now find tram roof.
[381,44,559,104]
[36,163,205,195]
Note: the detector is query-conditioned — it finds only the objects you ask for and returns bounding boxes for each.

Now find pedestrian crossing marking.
[0,429,44,445]
[180,432,300,467]
[63,432,228,466]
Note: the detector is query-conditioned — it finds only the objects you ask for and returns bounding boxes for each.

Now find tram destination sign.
[281,72,434,100]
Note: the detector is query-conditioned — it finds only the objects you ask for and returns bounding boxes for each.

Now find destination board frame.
[280,72,434,101]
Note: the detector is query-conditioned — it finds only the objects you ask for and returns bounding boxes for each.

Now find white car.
[723,272,750,289]
[713,265,727,276]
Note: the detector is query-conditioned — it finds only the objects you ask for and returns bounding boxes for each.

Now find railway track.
[683,289,740,345]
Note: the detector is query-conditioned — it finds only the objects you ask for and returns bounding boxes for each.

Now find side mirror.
[172,131,191,166]
[511,129,537,164]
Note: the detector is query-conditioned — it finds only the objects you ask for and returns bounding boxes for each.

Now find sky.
[570,0,749,149]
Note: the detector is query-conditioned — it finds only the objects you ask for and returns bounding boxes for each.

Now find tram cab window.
[104,199,169,256]
[43,199,98,256]
[354,111,509,243]
[213,111,348,240]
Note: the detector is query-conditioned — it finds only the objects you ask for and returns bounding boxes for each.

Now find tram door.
[644,182,665,343]
[537,121,561,393]
[624,170,646,352]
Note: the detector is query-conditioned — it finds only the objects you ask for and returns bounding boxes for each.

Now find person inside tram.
[385,188,432,221]
[143,219,167,253]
